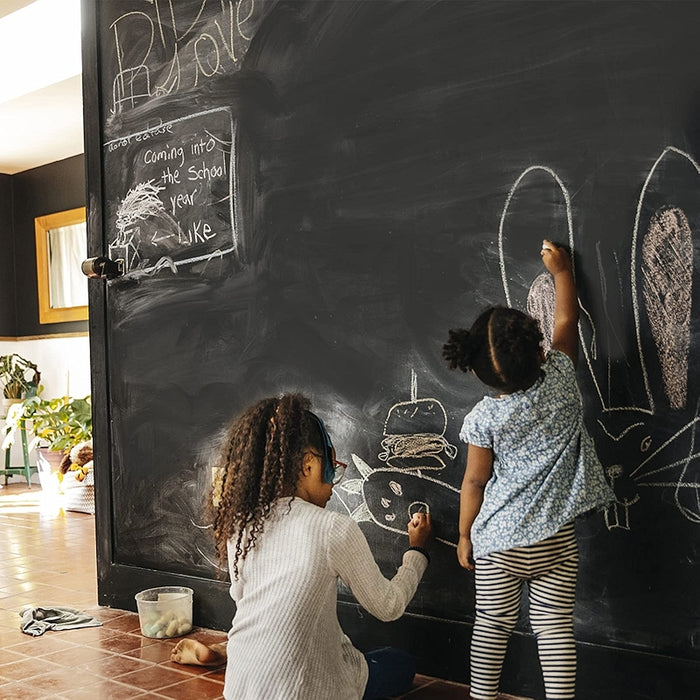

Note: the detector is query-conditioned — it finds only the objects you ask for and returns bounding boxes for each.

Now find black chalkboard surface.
[85,2,700,697]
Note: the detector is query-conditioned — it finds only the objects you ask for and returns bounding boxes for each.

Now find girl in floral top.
[443,240,614,700]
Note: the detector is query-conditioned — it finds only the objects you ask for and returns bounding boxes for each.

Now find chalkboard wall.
[85,2,699,697]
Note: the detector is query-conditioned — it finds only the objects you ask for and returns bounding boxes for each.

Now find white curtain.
[47,222,88,308]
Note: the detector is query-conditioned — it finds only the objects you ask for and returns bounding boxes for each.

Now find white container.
[135,586,193,639]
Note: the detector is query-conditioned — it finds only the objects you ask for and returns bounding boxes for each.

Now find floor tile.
[85,631,160,655]
[0,656,63,682]
[41,646,117,667]
[83,605,133,620]
[0,649,30,667]
[0,682,50,700]
[53,678,150,698]
[49,618,116,640]
[14,666,104,695]
[101,611,143,633]
[161,657,223,677]
[0,625,25,645]
[6,634,79,656]
[203,665,226,683]
[115,664,194,692]
[124,641,178,664]
[156,675,224,699]
[78,651,154,678]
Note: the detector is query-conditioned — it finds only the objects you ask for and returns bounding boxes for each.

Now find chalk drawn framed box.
[34,207,89,324]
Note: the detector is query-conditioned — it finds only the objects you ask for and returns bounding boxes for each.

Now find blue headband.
[308,412,335,485]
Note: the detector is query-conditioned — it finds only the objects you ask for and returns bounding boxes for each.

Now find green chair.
[1,419,38,487]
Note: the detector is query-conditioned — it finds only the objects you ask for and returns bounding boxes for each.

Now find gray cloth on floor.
[19,606,103,636]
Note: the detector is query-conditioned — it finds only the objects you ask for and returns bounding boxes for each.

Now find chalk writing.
[108,1,261,116]
[104,107,237,274]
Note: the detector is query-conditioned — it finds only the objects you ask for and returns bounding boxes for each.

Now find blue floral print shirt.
[460,350,615,559]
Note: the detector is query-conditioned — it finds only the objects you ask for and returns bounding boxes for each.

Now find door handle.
[81,256,125,279]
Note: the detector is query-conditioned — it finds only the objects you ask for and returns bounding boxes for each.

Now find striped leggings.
[470,522,579,700]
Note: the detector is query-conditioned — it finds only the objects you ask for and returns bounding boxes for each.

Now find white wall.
[1,334,91,475]
[0,335,91,398]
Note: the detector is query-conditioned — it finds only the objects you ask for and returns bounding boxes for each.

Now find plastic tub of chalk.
[135,586,193,639]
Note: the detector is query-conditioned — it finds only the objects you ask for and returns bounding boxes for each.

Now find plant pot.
[35,446,66,494]
[1,397,22,419]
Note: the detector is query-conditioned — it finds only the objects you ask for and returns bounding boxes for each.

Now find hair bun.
[443,328,473,372]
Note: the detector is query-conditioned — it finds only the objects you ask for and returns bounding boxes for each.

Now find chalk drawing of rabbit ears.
[499,149,700,530]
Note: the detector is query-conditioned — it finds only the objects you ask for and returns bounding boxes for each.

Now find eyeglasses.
[308,451,347,485]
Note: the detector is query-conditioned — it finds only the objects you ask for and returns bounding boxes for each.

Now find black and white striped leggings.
[470,522,579,700]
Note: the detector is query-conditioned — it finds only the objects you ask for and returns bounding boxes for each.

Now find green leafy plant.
[0,354,41,399]
[20,395,92,452]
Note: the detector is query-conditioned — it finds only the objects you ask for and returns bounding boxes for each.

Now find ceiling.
[0,0,84,175]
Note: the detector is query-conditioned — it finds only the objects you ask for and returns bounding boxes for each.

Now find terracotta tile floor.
[0,479,526,699]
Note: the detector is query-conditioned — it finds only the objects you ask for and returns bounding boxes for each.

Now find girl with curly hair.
[443,240,613,700]
[175,393,432,700]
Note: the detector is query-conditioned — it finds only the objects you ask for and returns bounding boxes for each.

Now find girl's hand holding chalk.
[541,239,572,276]
[408,511,433,549]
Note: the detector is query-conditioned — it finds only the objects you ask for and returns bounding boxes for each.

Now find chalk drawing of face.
[339,454,459,547]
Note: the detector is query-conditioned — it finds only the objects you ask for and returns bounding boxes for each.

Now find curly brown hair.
[443,306,544,393]
[212,393,326,579]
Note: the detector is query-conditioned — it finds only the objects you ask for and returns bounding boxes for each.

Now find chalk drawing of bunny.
[499,148,700,531]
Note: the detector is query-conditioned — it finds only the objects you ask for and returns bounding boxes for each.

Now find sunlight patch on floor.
[0,480,68,517]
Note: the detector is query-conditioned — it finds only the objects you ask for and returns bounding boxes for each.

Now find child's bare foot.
[170,639,226,667]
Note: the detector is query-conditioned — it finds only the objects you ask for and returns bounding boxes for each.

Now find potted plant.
[21,395,92,453]
[0,354,41,417]
[4,395,93,507]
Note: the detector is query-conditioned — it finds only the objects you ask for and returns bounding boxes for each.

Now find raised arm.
[541,239,579,366]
